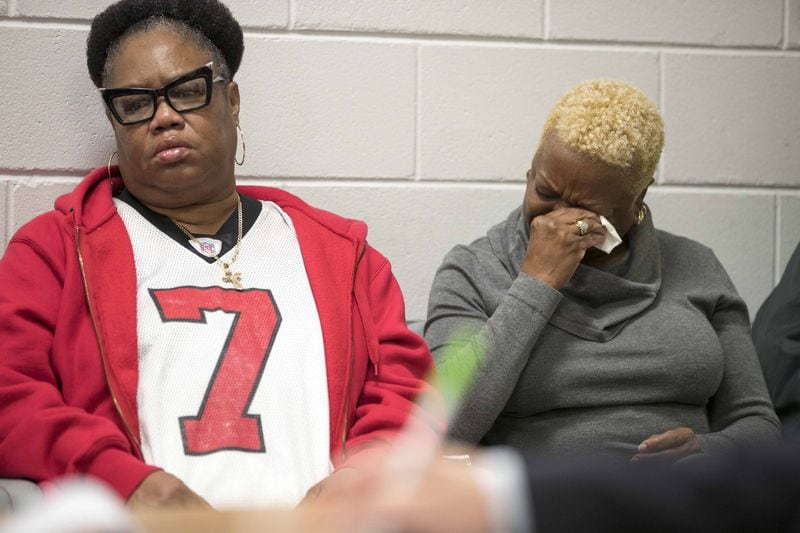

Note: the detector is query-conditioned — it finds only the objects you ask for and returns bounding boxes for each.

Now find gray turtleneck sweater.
[425,207,780,459]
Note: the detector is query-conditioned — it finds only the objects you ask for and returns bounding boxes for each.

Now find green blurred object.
[433,327,485,418]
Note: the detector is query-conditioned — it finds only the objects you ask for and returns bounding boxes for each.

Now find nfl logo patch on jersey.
[190,238,223,258]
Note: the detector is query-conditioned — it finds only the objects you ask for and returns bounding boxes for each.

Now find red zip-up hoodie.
[0,167,440,499]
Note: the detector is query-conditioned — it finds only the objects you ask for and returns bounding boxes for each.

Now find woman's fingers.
[531,209,605,239]
[546,208,606,239]
[631,427,702,463]
[550,207,602,225]
[630,444,692,463]
[522,207,607,288]
[638,427,694,452]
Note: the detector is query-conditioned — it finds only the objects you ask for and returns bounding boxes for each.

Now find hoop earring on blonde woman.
[235,122,246,166]
[107,151,118,178]
[635,204,647,225]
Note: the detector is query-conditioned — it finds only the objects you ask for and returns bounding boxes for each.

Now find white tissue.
[595,215,622,254]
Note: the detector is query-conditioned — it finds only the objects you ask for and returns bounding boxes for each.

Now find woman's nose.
[150,98,184,130]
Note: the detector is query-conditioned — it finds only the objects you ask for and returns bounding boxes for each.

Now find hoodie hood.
[54,167,121,232]
[487,206,662,342]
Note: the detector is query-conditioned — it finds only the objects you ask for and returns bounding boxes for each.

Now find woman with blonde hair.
[426,79,779,462]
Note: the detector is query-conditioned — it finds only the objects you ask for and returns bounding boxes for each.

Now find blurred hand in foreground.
[127,471,210,512]
[326,452,493,533]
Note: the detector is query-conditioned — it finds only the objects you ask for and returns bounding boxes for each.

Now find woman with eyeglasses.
[0,0,440,511]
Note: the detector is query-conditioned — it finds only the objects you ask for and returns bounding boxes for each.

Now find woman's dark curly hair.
[86,0,244,87]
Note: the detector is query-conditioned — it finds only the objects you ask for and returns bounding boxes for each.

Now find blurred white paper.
[0,477,139,533]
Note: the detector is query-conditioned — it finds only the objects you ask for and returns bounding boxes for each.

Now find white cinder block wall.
[2,1,800,321]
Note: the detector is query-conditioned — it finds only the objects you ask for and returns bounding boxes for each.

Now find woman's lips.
[155,146,189,163]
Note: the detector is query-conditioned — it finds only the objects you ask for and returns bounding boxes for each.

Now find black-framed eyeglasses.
[99,62,228,125]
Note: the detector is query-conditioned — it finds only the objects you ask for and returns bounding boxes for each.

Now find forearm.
[0,393,155,499]
[428,273,562,442]
[697,416,781,455]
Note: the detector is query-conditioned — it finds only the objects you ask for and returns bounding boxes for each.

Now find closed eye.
[536,187,559,200]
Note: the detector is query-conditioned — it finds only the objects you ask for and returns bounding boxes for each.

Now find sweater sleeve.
[424,246,562,443]
[0,232,156,498]
[695,255,781,453]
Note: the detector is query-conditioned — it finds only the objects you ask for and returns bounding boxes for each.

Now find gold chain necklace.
[171,195,244,290]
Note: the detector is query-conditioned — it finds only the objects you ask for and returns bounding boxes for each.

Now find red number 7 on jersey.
[150,287,281,455]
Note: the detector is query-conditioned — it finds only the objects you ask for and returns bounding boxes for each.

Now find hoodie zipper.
[340,241,368,462]
[75,225,142,454]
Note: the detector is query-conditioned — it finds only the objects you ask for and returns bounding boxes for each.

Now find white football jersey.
[114,197,331,509]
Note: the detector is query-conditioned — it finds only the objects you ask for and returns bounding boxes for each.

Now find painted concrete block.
[550,0,782,47]
[223,0,289,29]
[295,0,542,38]
[778,195,800,278]
[252,181,524,320]
[790,0,800,48]
[15,0,113,19]
[420,46,658,181]
[236,37,416,178]
[0,27,114,172]
[11,181,79,234]
[646,189,774,318]
[14,0,287,26]
[663,53,800,187]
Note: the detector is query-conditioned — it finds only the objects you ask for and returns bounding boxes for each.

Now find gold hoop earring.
[635,204,647,225]
[235,122,246,166]
[107,151,118,178]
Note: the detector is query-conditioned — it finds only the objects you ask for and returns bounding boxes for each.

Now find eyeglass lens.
[111,76,209,124]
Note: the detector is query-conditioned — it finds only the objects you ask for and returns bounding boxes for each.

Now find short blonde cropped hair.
[541,79,664,193]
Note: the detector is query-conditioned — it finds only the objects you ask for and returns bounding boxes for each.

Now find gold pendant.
[221,263,243,290]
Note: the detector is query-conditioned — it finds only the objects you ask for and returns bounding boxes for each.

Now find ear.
[227,81,241,124]
[635,178,654,210]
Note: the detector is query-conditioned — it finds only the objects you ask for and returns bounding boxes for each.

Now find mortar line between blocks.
[774,194,782,285]
[542,0,551,40]
[414,45,422,181]
[5,181,13,245]
[782,0,790,50]
[288,0,296,30]
[657,51,666,184]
